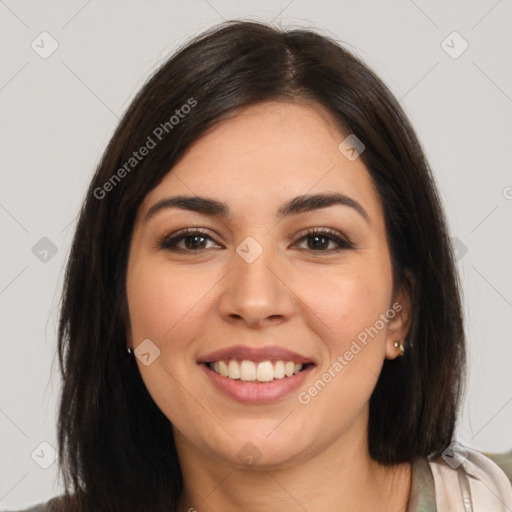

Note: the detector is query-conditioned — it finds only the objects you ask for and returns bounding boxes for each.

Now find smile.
[197,344,316,403]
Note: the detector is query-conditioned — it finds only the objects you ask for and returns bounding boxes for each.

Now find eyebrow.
[143,192,370,225]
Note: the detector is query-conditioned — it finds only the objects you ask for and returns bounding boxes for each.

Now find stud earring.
[394,341,405,355]
[127,347,133,355]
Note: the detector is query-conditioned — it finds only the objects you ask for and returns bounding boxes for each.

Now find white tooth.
[228,360,240,379]
[256,361,274,382]
[217,359,302,381]
[240,360,257,381]
[219,360,228,377]
[274,360,285,379]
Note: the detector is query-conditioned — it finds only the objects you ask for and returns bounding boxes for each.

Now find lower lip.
[199,363,315,404]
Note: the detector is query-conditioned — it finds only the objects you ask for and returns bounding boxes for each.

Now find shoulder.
[481,447,512,483]
[428,442,512,510]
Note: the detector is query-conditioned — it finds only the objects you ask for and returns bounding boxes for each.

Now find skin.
[126,100,413,511]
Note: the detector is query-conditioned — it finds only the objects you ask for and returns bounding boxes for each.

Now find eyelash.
[156,227,354,253]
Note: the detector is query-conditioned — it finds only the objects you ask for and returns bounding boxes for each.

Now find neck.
[174,419,412,512]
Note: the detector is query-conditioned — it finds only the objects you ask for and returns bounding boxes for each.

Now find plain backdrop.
[1,0,511,508]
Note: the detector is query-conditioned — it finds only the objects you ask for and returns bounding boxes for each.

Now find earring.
[394,341,404,355]
[127,347,133,355]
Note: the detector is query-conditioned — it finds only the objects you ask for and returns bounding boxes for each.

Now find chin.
[200,424,314,470]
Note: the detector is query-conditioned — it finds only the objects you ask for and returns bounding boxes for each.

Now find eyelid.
[292,227,354,251]
[156,227,222,251]
[156,226,354,253]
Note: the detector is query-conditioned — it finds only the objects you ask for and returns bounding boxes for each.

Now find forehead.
[139,100,383,225]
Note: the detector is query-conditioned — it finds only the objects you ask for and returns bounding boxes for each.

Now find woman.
[9,20,511,512]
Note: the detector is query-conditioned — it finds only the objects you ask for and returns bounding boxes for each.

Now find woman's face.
[126,100,411,469]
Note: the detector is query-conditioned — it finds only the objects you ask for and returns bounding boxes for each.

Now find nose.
[218,241,295,329]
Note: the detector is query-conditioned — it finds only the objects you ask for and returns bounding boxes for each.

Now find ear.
[385,270,414,360]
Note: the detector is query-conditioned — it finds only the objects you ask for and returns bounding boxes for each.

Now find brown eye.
[158,229,221,252]
[294,228,354,252]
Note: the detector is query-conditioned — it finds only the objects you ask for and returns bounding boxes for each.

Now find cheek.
[294,260,393,356]
[289,269,391,434]
[126,261,218,429]
[127,261,211,347]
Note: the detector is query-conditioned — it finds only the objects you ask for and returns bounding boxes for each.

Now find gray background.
[1,0,511,508]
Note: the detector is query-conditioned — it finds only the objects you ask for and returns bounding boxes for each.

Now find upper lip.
[197,345,315,364]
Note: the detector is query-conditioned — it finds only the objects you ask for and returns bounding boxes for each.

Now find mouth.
[197,345,316,404]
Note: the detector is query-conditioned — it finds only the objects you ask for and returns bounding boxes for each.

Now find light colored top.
[408,444,512,511]
[5,444,512,511]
